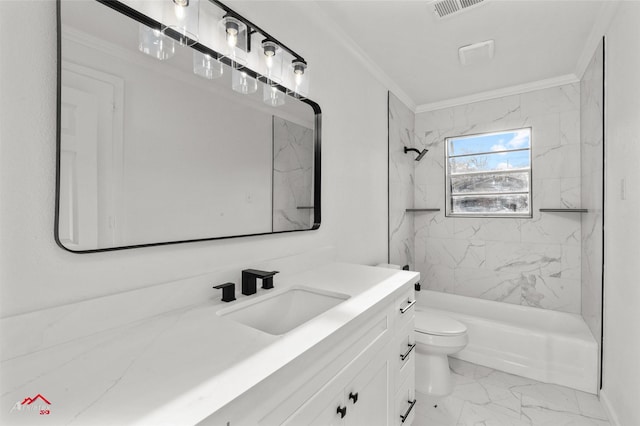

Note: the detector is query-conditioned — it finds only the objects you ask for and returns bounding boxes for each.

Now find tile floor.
[413,359,610,426]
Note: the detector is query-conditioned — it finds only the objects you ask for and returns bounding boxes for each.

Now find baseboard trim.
[599,389,621,426]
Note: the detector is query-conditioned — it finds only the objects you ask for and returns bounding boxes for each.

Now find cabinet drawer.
[395,287,416,330]
[394,373,416,426]
[260,314,390,425]
[394,320,415,390]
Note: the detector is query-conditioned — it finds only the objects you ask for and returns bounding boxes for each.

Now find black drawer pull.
[349,392,358,404]
[400,300,416,314]
[336,405,347,418]
[400,399,417,423]
[400,343,416,361]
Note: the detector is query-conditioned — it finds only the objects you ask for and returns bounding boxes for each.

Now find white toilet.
[414,310,468,396]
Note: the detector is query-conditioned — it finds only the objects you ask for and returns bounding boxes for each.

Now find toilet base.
[415,351,453,397]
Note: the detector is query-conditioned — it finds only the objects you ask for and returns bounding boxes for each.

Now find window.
[445,128,532,217]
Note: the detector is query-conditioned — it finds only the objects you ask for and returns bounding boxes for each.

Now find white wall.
[601,2,640,424]
[0,1,388,317]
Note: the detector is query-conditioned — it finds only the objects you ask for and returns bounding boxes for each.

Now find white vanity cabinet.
[255,285,416,426]
[198,270,418,426]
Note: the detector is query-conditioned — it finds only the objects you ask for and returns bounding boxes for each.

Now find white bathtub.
[416,290,598,394]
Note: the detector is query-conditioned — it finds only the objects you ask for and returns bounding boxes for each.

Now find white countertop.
[0,263,418,425]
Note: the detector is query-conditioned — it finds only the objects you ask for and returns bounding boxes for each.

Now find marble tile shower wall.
[580,40,604,342]
[413,84,582,313]
[388,92,416,267]
[272,116,314,232]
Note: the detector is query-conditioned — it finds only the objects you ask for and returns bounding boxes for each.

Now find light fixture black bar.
[539,208,588,213]
[209,0,306,64]
[406,208,441,212]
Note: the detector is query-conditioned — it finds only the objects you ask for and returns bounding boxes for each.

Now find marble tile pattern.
[272,116,314,232]
[414,358,610,426]
[580,41,604,348]
[388,92,416,267]
[414,84,582,313]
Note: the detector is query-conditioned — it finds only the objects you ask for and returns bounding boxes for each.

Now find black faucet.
[213,282,236,302]
[241,269,279,295]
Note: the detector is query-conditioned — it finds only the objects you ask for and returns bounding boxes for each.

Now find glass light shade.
[232,68,258,94]
[261,41,284,83]
[288,61,310,99]
[193,51,223,79]
[219,16,248,64]
[263,83,285,107]
[162,0,199,46]
[138,24,176,60]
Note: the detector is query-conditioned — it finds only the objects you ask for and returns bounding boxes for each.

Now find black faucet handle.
[213,282,236,302]
[262,273,278,290]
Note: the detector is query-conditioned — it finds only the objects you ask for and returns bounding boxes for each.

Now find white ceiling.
[315,0,607,108]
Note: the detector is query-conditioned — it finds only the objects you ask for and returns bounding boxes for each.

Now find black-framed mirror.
[56,0,321,253]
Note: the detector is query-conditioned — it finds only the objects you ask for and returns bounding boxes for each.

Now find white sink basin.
[217,287,350,335]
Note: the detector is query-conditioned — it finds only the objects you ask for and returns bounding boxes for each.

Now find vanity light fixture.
[138,24,176,60]
[293,60,307,80]
[193,51,223,79]
[223,16,241,47]
[219,15,248,65]
[262,40,277,57]
[261,40,284,83]
[134,0,310,102]
[162,0,199,46]
[291,59,309,98]
[263,83,285,107]
[232,68,258,94]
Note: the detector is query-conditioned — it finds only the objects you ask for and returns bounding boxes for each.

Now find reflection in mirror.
[273,117,314,232]
[57,0,320,252]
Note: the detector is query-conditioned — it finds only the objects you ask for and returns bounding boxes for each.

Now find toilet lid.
[415,310,467,336]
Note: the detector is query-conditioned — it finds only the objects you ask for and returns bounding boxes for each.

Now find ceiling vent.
[458,40,495,65]
[431,0,485,19]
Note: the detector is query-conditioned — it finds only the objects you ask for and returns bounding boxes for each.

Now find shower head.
[404,146,429,161]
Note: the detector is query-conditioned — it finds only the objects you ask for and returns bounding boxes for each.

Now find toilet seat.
[415,310,467,336]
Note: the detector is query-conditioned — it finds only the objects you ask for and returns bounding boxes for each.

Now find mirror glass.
[57,0,320,252]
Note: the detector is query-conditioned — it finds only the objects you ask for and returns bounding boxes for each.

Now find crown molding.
[415,73,579,113]
[295,1,416,112]
[574,0,619,79]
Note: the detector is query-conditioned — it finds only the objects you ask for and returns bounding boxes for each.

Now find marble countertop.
[0,263,418,425]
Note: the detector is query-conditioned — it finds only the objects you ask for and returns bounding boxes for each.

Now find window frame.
[444,127,533,219]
